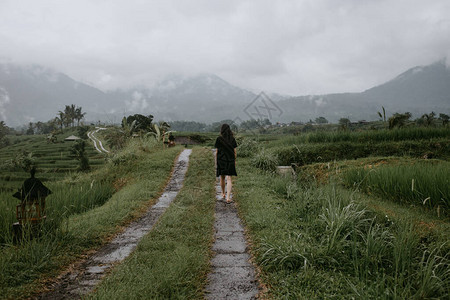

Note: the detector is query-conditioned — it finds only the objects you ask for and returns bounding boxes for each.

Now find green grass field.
[0,131,181,298]
[1,125,449,299]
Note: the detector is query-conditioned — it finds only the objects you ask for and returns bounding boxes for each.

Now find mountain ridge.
[1,60,449,127]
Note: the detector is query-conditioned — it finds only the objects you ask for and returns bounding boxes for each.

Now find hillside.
[1,60,449,126]
[279,59,450,122]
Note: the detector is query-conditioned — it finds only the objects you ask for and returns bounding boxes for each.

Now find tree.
[64,105,76,127]
[26,122,35,135]
[75,106,86,126]
[0,121,10,147]
[315,116,328,124]
[388,112,411,129]
[338,118,351,130]
[438,113,449,126]
[125,114,154,132]
[70,140,90,171]
[56,111,65,131]
[0,121,9,140]
[377,106,386,122]
[420,112,436,127]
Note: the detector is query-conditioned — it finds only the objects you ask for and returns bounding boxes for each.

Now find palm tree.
[421,112,436,127]
[63,105,73,128]
[56,111,65,131]
[75,106,86,127]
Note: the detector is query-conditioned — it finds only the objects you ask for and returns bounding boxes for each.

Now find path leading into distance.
[87,127,109,153]
[40,149,191,299]
[205,150,259,299]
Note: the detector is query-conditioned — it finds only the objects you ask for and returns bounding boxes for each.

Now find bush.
[238,138,260,158]
[251,149,278,172]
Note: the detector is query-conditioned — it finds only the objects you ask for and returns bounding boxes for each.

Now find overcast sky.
[1,0,449,95]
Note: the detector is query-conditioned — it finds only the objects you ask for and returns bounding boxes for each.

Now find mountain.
[279,59,450,123]
[106,73,257,123]
[0,63,111,126]
[0,64,258,127]
[1,60,449,127]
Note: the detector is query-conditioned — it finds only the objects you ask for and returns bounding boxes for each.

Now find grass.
[90,147,216,299]
[267,127,450,146]
[234,157,450,299]
[0,141,181,299]
[272,138,450,166]
[0,129,105,192]
[343,160,450,212]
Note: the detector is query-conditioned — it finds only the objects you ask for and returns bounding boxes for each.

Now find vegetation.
[1,111,449,298]
[91,147,215,299]
[343,161,449,213]
[0,132,181,298]
[235,158,449,298]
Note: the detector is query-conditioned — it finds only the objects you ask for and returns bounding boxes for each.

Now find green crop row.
[235,158,449,298]
[272,139,449,166]
[267,127,450,147]
[343,161,450,212]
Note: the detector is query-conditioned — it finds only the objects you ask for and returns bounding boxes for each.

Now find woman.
[214,124,237,203]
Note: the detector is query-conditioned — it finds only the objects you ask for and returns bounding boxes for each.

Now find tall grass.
[269,127,450,147]
[273,139,450,166]
[235,158,450,298]
[343,161,450,212]
[0,141,180,299]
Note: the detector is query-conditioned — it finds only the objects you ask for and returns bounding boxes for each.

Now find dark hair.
[220,123,234,144]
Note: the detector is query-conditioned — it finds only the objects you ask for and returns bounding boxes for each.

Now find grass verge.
[234,158,450,299]
[0,144,181,299]
[89,147,216,299]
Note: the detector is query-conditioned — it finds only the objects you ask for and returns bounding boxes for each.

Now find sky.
[1,0,449,96]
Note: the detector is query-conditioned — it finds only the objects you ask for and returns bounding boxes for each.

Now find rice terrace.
[0,112,449,299]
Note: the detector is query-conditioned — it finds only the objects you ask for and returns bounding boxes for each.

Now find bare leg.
[226,175,232,202]
[220,175,226,198]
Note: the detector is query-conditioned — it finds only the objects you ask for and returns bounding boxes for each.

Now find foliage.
[70,140,90,171]
[388,112,412,129]
[339,118,351,130]
[237,137,260,158]
[77,125,90,140]
[125,114,154,132]
[343,162,449,212]
[439,113,449,126]
[251,149,278,172]
[0,143,180,299]
[315,116,328,124]
[92,148,215,299]
[9,151,35,172]
[235,159,450,298]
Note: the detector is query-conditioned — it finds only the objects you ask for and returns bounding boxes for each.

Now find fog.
[1,0,450,95]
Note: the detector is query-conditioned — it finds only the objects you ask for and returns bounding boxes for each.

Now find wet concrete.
[39,149,192,299]
[205,164,259,299]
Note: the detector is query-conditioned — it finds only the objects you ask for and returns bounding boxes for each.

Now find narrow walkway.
[205,152,259,299]
[87,127,109,154]
[40,149,191,299]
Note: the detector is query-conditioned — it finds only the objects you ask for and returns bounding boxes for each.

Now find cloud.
[0,0,449,95]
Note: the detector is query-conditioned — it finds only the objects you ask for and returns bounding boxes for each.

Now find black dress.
[215,136,237,177]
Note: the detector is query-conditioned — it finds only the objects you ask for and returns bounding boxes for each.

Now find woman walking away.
[215,124,237,203]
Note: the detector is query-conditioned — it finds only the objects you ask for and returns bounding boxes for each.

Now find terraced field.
[0,130,105,192]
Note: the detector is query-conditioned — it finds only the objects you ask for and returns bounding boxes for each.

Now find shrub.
[238,138,260,158]
[251,149,278,172]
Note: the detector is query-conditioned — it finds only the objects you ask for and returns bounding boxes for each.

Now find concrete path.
[40,149,191,299]
[87,127,109,154]
[205,170,259,298]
